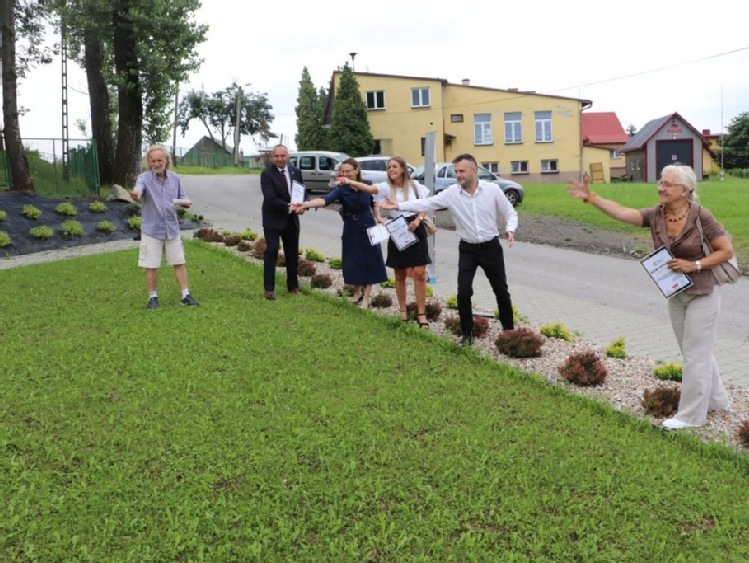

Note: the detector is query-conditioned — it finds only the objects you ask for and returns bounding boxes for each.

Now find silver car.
[412,163,524,206]
[328,155,415,188]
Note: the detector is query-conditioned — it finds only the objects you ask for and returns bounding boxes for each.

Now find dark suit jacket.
[260,164,304,231]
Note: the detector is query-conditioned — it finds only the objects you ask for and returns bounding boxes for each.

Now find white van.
[288,151,350,192]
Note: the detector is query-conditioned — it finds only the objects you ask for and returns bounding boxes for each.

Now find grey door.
[655,139,693,177]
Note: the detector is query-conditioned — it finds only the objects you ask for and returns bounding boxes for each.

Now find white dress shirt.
[374,181,429,219]
[396,180,518,244]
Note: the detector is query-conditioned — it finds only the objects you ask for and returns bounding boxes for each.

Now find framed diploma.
[640,246,693,298]
[384,216,418,251]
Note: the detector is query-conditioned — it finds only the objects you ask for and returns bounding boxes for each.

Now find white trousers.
[668,288,731,425]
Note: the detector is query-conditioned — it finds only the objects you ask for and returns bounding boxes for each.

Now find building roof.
[622,112,707,152]
[581,112,629,145]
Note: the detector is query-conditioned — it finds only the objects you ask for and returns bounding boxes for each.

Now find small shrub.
[540,322,572,341]
[194,227,223,242]
[88,201,108,213]
[240,228,258,241]
[494,304,521,325]
[277,253,286,267]
[380,277,396,289]
[405,300,442,322]
[0,230,11,247]
[298,259,317,277]
[443,315,462,336]
[654,362,683,382]
[55,202,78,216]
[559,350,607,386]
[311,274,333,288]
[96,220,116,233]
[305,248,326,262]
[223,235,241,247]
[22,204,42,219]
[176,206,187,218]
[642,385,681,418]
[125,203,141,216]
[340,285,356,297]
[606,336,626,359]
[0,210,7,221]
[252,239,267,259]
[29,225,53,240]
[472,316,489,338]
[445,294,458,309]
[328,258,343,270]
[60,220,85,236]
[370,293,392,308]
[425,285,434,298]
[236,240,253,252]
[127,216,141,230]
[737,420,749,447]
[495,327,544,358]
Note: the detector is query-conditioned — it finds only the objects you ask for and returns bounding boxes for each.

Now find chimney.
[508,88,518,92]
[702,129,711,136]
[461,79,470,86]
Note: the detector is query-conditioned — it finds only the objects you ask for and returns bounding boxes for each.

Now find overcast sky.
[16,0,749,154]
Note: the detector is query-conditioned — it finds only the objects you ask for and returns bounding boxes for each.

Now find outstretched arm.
[567,177,643,226]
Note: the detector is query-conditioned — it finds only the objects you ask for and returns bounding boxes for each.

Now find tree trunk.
[112,1,142,189]
[1,0,35,192]
[84,29,115,186]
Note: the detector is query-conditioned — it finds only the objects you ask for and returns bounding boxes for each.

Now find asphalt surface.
[4,174,748,389]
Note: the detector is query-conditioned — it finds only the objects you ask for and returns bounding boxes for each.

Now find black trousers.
[457,237,514,334]
[263,220,299,292]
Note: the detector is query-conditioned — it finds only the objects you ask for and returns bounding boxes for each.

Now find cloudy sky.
[16,0,749,154]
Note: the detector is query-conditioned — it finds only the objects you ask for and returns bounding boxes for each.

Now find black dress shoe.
[288,288,300,295]
[264,291,275,300]
[459,334,474,348]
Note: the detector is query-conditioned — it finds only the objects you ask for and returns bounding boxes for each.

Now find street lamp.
[349,52,357,71]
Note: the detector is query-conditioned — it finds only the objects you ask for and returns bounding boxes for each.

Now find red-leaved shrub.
[559,350,607,386]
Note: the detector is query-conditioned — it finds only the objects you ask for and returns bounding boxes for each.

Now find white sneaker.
[662,418,700,430]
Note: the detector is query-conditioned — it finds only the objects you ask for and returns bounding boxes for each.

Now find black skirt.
[385,215,432,270]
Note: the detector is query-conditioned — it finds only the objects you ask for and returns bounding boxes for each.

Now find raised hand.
[567,176,591,201]
[377,197,397,210]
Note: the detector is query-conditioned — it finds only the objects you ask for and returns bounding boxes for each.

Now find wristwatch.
[695,260,702,272]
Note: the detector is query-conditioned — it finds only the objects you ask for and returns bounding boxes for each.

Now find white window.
[504,112,522,144]
[450,114,464,123]
[511,160,528,174]
[366,91,385,110]
[474,113,492,145]
[610,149,621,158]
[411,87,430,108]
[541,159,559,174]
[482,162,499,174]
[535,111,552,142]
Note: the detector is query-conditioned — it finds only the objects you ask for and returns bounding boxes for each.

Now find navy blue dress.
[324,184,387,286]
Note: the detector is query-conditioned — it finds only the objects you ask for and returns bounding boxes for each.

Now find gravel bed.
[221,238,749,454]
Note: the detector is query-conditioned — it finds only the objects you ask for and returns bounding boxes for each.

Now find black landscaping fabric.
[0,191,200,256]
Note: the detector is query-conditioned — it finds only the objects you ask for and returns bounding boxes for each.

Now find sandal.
[350,294,363,304]
[417,312,429,330]
[400,308,409,322]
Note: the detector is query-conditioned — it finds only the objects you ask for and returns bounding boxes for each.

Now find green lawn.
[1,242,748,561]
[520,177,749,263]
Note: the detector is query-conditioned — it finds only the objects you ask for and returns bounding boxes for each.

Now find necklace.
[665,207,688,223]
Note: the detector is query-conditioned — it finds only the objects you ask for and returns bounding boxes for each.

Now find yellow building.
[325,71,592,182]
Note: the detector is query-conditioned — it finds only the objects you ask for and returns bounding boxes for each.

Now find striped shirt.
[133,170,185,240]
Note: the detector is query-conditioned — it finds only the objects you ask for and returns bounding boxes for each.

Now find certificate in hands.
[366,224,389,246]
[384,216,418,251]
[291,181,306,204]
[640,246,693,298]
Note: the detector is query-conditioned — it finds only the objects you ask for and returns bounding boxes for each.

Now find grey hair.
[661,164,698,203]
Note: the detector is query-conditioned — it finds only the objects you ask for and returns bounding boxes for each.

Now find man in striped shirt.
[130,145,199,309]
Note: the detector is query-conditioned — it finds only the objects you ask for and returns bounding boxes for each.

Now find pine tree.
[294,67,327,151]
[722,112,749,170]
[326,64,374,156]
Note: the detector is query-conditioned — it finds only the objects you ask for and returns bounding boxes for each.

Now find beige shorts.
[138,233,186,269]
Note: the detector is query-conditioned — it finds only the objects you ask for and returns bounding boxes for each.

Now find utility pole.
[172,84,179,164]
[234,85,242,166]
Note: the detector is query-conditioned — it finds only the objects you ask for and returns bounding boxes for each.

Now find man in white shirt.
[379,153,518,346]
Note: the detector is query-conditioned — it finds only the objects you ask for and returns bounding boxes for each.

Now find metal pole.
[234,86,242,166]
[423,131,437,283]
[172,84,179,164]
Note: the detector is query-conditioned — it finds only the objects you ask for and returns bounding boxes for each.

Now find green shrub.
[125,203,141,216]
[494,304,521,324]
[60,220,85,236]
[127,216,141,230]
[22,204,42,219]
[305,248,326,262]
[370,292,392,308]
[425,285,434,298]
[0,230,11,247]
[445,294,458,309]
[559,351,607,386]
[88,201,108,213]
[654,362,683,382]
[737,420,749,447]
[55,202,78,216]
[310,274,332,288]
[495,327,544,358]
[540,322,572,341]
[239,229,258,241]
[380,277,396,289]
[328,258,343,270]
[642,385,680,417]
[29,225,53,240]
[96,221,116,233]
[0,210,7,221]
[606,336,626,359]
[176,206,187,218]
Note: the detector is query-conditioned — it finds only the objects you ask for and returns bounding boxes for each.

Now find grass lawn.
[1,242,749,560]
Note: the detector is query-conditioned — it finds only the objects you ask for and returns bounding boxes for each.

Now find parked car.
[289,151,350,192]
[328,155,415,189]
[412,163,524,206]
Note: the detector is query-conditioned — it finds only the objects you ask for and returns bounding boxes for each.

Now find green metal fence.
[1,138,100,196]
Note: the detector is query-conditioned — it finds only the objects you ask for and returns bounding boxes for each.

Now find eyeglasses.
[657,180,685,189]
[339,168,355,174]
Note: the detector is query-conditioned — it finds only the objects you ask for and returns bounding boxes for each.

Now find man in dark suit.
[260,144,305,300]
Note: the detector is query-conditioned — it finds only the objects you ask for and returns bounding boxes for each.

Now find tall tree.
[721,112,749,170]
[177,82,274,149]
[326,64,373,157]
[294,67,327,151]
[1,0,52,192]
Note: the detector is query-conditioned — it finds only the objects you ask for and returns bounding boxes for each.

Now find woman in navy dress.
[296,158,387,307]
